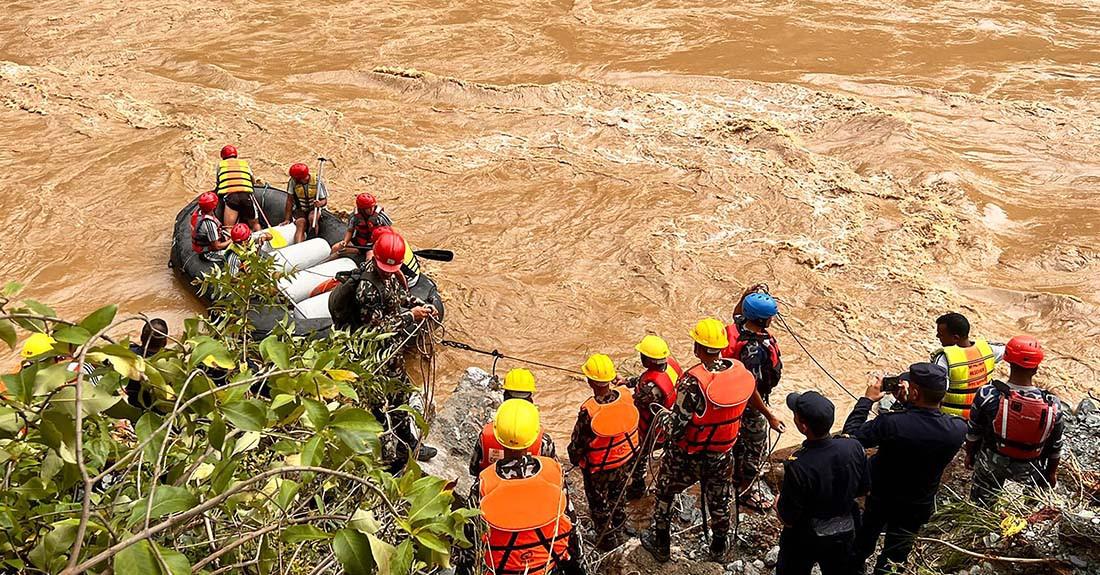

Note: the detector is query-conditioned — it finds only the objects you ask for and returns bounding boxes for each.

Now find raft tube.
[169,185,445,337]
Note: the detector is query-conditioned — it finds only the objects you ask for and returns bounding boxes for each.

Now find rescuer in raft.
[469,369,558,475]
[931,312,1005,419]
[213,145,261,231]
[224,224,273,274]
[624,334,682,500]
[191,192,231,261]
[330,193,393,263]
[966,335,1064,505]
[281,162,328,244]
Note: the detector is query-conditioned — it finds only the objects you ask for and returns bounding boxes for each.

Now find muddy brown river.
[2,0,1098,443]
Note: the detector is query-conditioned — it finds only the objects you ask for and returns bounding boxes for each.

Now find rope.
[439,339,584,375]
[774,312,859,401]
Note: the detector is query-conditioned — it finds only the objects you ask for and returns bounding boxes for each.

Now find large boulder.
[420,367,501,495]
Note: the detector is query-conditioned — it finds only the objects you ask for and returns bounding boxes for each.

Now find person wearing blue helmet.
[722,283,784,511]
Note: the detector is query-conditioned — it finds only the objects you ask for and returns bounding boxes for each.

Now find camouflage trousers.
[970,448,1052,506]
[582,465,631,547]
[653,445,735,536]
[732,405,768,485]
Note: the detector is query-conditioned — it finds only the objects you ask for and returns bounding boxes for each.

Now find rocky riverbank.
[426,370,1100,574]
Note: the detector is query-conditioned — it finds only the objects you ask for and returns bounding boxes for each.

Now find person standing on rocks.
[966,336,1064,505]
[625,335,683,500]
[469,370,557,475]
[931,312,1005,419]
[459,399,585,575]
[567,354,640,551]
[643,319,783,563]
[723,284,784,511]
[843,363,967,575]
[776,391,869,575]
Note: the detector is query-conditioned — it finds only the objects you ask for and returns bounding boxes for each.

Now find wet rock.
[420,367,497,495]
[764,545,780,567]
[1076,397,1097,416]
[752,559,765,570]
[726,559,744,573]
[1069,556,1088,568]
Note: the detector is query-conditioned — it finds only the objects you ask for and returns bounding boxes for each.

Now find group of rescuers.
[454,289,1065,575]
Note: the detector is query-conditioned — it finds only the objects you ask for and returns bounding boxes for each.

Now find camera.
[881,375,902,394]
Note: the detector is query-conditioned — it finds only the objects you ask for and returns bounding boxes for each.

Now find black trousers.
[850,498,933,575]
[776,527,853,575]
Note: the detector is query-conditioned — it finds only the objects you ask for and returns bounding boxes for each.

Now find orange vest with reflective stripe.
[479,457,573,575]
[579,387,640,472]
[937,339,996,419]
[216,158,253,195]
[677,360,756,454]
[476,421,545,473]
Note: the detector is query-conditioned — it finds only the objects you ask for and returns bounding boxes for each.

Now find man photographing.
[843,363,967,575]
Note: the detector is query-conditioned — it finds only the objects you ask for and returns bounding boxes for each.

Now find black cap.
[786,391,835,432]
[899,362,948,391]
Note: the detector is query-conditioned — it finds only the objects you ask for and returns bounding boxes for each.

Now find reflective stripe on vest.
[216,159,253,195]
[477,422,544,472]
[678,360,756,454]
[290,175,319,211]
[479,457,572,575]
[993,388,1058,460]
[191,213,221,253]
[938,340,996,418]
[636,364,678,435]
[580,387,640,472]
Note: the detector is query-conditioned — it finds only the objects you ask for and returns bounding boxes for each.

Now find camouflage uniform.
[653,370,735,542]
[455,456,585,575]
[727,315,782,487]
[568,393,632,550]
[626,372,672,496]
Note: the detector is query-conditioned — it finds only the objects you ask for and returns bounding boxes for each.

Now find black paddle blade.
[413,249,454,262]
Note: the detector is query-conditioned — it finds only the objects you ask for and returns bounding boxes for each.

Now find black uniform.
[843,397,966,575]
[776,435,869,575]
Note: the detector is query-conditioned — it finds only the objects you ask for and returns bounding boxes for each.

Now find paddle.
[312,157,329,237]
[341,245,454,262]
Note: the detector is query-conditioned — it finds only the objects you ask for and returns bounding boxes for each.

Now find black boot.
[415,444,438,462]
[641,528,670,563]
[709,531,729,562]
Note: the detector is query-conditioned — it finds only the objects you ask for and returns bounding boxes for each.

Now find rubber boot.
[709,531,729,562]
[641,528,670,563]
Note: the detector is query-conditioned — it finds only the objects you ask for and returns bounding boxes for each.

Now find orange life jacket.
[479,457,573,575]
[475,421,545,472]
[636,358,682,436]
[579,387,639,472]
[677,360,756,454]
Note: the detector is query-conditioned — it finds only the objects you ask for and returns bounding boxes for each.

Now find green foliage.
[0,253,471,574]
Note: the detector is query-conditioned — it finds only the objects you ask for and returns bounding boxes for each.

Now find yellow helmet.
[635,335,671,360]
[21,333,57,359]
[582,353,617,383]
[502,368,536,393]
[493,399,541,450]
[690,318,729,350]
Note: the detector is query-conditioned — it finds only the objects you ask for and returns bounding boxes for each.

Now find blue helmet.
[743,292,778,321]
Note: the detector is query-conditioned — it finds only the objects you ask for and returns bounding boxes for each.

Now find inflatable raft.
[169,186,444,337]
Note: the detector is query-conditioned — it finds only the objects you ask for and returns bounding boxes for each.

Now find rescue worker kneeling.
[469,369,558,475]
[966,336,1064,505]
[643,318,783,563]
[567,354,640,552]
[464,399,585,575]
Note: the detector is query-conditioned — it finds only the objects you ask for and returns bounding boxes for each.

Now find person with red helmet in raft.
[329,193,393,262]
[191,192,231,261]
[213,145,262,231]
[279,162,328,244]
[965,335,1065,505]
[224,223,273,275]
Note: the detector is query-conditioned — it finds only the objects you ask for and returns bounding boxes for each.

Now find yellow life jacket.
[289,175,320,210]
[401,243,421,278]
[216,159,253,196]
[937,339,996,418]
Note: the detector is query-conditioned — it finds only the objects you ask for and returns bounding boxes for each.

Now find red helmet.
[220,145,238,160]
[371,225,394,244]
[1004,335,1044,369]
[373,231,406,273]
[198,192,219,211]
[230,223,252,243]
[289,163,310,181]
[356,193,377,212]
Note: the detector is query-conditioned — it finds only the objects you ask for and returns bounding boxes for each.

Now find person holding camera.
[965,336,1064,506]
[843,363,967,575]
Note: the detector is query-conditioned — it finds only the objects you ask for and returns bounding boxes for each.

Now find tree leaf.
[414,530,450,554]
[390,540,415,575]
[2,281,23,297]
[302,397,330,431]
[53,325,92,346]
[281,524,331,543]
[330,408,382,433]
[208,413,226,451]
[105,352,146,381]
[301,435,325,468]
[127,485,198,527]
[27,519,79,572]
[33,363,74,397]
[350,508,381,535]
[324,368,358,382]
[221,400,266,432]
[277,479,300,509]
[333,528,377,575]
[51,383,121,419]
[0,319,15,350]
[78,304,118,335]
[135,412,167,462]
[115,540,190,575]
[259,335,290,370]
[23,300,55,318]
